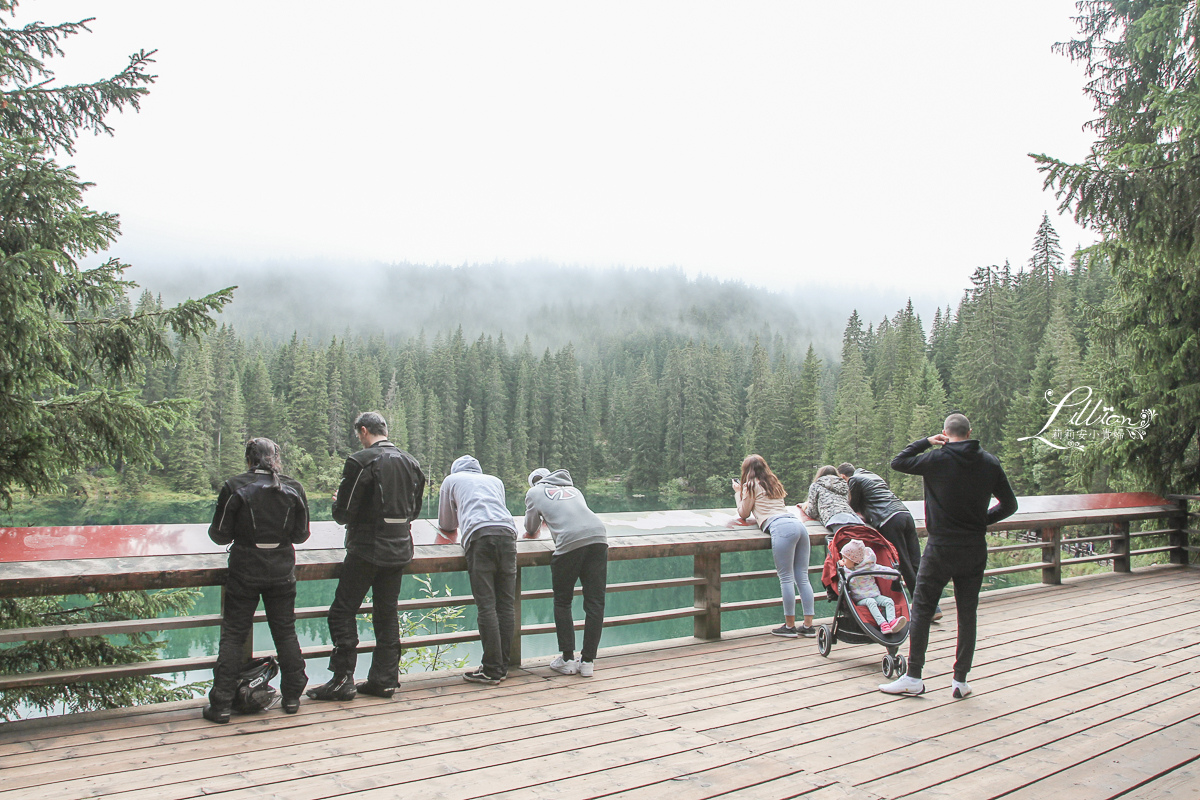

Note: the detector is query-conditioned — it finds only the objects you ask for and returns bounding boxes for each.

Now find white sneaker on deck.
[549,656,579,675]
[578,660,594,677]
[951,679,973,699]
[879,674,925,696]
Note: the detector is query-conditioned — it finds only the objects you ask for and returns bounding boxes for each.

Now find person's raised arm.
[891,435,944,475]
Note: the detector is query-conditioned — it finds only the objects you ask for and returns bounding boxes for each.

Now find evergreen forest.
[37,213,1136,520]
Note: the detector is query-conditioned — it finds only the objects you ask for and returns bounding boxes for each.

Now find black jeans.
[906,542,988,682]
[465,531,517,678]
[878,512,921,594]
[210,573,307,707]
[327,553,405,688]
[551,543,608,662]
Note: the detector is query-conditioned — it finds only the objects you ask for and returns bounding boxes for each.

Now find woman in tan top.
[734,454,816,637]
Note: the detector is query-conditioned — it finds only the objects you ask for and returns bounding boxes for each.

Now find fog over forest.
[126,259,956,360]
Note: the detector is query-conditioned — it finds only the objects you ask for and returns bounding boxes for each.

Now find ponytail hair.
[245,438,282,487]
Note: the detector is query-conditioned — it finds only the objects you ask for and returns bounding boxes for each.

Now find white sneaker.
[879,675,925,695]
[951,679,972,699]
[578,660,594,677]
[549,655,579,675]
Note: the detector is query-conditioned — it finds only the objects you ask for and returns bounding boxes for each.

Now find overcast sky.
[22,1,1099,302]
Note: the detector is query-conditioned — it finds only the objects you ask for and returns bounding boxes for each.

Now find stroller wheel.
[817,624,832,657]
[895,654,907,676]
[882,654,895,677]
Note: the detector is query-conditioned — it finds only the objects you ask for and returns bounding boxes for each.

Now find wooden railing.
[0,493,1195,693]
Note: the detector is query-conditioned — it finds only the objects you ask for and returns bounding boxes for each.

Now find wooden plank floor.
[1,565,1198,800]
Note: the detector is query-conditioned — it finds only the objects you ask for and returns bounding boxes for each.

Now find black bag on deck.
[232,656,280,713]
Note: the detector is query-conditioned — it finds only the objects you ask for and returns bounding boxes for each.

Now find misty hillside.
[127,259,951,360]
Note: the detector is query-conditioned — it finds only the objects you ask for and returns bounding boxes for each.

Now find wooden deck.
[1,565,1198,800]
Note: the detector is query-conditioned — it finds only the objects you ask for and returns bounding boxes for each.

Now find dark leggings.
[551,543,608,662]
[906,542,987,682]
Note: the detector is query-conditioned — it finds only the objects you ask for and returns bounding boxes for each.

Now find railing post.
[1041,527,1062,585]
[1112,520,1131,573]
[220,583,254,665]
[694,547,721,640]
[1168,497,1189,566]
[509,564,523,668]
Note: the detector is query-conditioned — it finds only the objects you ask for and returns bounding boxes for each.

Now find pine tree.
[832,346,874,468]
[241,355,275,441]
[0,5,232,504]
[165,337,215,491]
[211,327,246,478]
[1034,0,1200,491]
[625,355,662,489]
[786,345,825,490]
[952,266,1020,449]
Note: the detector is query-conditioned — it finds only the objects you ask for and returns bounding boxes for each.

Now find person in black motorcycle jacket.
[838,463,921,596]
[203,437,310,723]
[306,411,426,702]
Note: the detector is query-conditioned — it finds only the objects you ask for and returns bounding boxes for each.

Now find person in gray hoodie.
[524,468,608,677]
[438,454,518,685]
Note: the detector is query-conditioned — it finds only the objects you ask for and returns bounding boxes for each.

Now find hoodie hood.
[942,440,983,464]
[816,474,849,497]
[539,469,574,487]
[451,455,481,474]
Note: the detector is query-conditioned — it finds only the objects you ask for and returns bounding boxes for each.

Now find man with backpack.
[203,438,310,723]
[307,412,426,702]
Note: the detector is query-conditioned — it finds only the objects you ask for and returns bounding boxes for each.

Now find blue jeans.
[766,515,814,618]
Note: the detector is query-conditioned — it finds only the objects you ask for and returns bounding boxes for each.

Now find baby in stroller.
[817,524,912,677]
[840,539,907,635]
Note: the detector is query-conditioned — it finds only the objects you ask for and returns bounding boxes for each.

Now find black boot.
[202,704,231,724]
[356,680,395,699]
[281,696,300,714]
[305,674,356,701]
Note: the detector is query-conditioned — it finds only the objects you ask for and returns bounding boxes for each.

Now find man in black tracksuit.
[307,411,426,701]
[880,413,1018,699]
[838,462,921,596]
[204,438,310,723]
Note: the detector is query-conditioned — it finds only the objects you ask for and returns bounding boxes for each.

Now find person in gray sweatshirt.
[524,468,608,677]
[438,454,518,685]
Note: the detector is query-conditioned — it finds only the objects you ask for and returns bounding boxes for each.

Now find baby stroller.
[817,524,912,678]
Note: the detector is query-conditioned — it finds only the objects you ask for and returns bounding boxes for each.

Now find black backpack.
[232,656,280,713]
